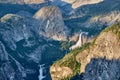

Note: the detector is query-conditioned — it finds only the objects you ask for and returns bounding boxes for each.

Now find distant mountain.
[0,0,45,4]
[64,0,120,37]
[33,6,69,41]
[62,0,104,9]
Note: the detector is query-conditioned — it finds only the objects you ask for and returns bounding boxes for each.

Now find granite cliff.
[0,11,68,80]
[33,6,69,41]
[0,0,120,80]
[50,22,120,80]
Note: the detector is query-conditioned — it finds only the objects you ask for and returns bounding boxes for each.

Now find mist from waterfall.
[70,31,88,50]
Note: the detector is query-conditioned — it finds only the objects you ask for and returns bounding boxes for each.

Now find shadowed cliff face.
[64,0,120,37]
[50,23,120,80]
[0,14,40,50]
[0,41,31,80]
[0,14,46,80]
[71,58,120,80]
[83,58,120,80]
[0,12,68,80]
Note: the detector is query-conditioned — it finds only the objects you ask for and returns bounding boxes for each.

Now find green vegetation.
[53,43,91,79]
[104,22,120,40]
[52,22,120,80]
[60,41,74,51]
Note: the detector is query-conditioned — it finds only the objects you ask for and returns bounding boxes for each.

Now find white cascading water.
[38,64,46,80]
[70,31,88,50]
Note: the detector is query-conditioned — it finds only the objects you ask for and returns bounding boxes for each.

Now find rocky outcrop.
[76,25,120,73]
[0,12,68,80]
[33,6,69,41]
[50,22,120,80]
[0,13,48,80]
[0,0,45,4]
[0,41,8,62]
[21,0,45,4]
[0,14,39,50]
[83,58,120,80]
[0,41,24,80]
[62,0,104,9]
[50,66,73,80]
[64,0,120,37]
[82,11,120,29]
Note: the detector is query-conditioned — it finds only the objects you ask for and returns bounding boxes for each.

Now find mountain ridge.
[33,6,69,41]
[50,22,120,80]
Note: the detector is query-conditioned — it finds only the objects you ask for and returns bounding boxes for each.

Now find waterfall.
[38,64,46,80]
[46,20,50,29]
[70,31,88,50]
[75,32,83,47]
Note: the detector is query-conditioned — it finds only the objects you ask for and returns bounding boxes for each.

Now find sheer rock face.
[50,23,120,80]
[76,25,120,79]
[33,6,69,41]
[0,40,46,80]
[0,12,69,80]
[0,41,8,62]
[83,58,120,80]
[0,13,48,62]
[81,11,120,29]
[21,0,45,4]
[0,14,48,80]
[76,30,120,73]
[0,41,22,80]
[0,14,40,50]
